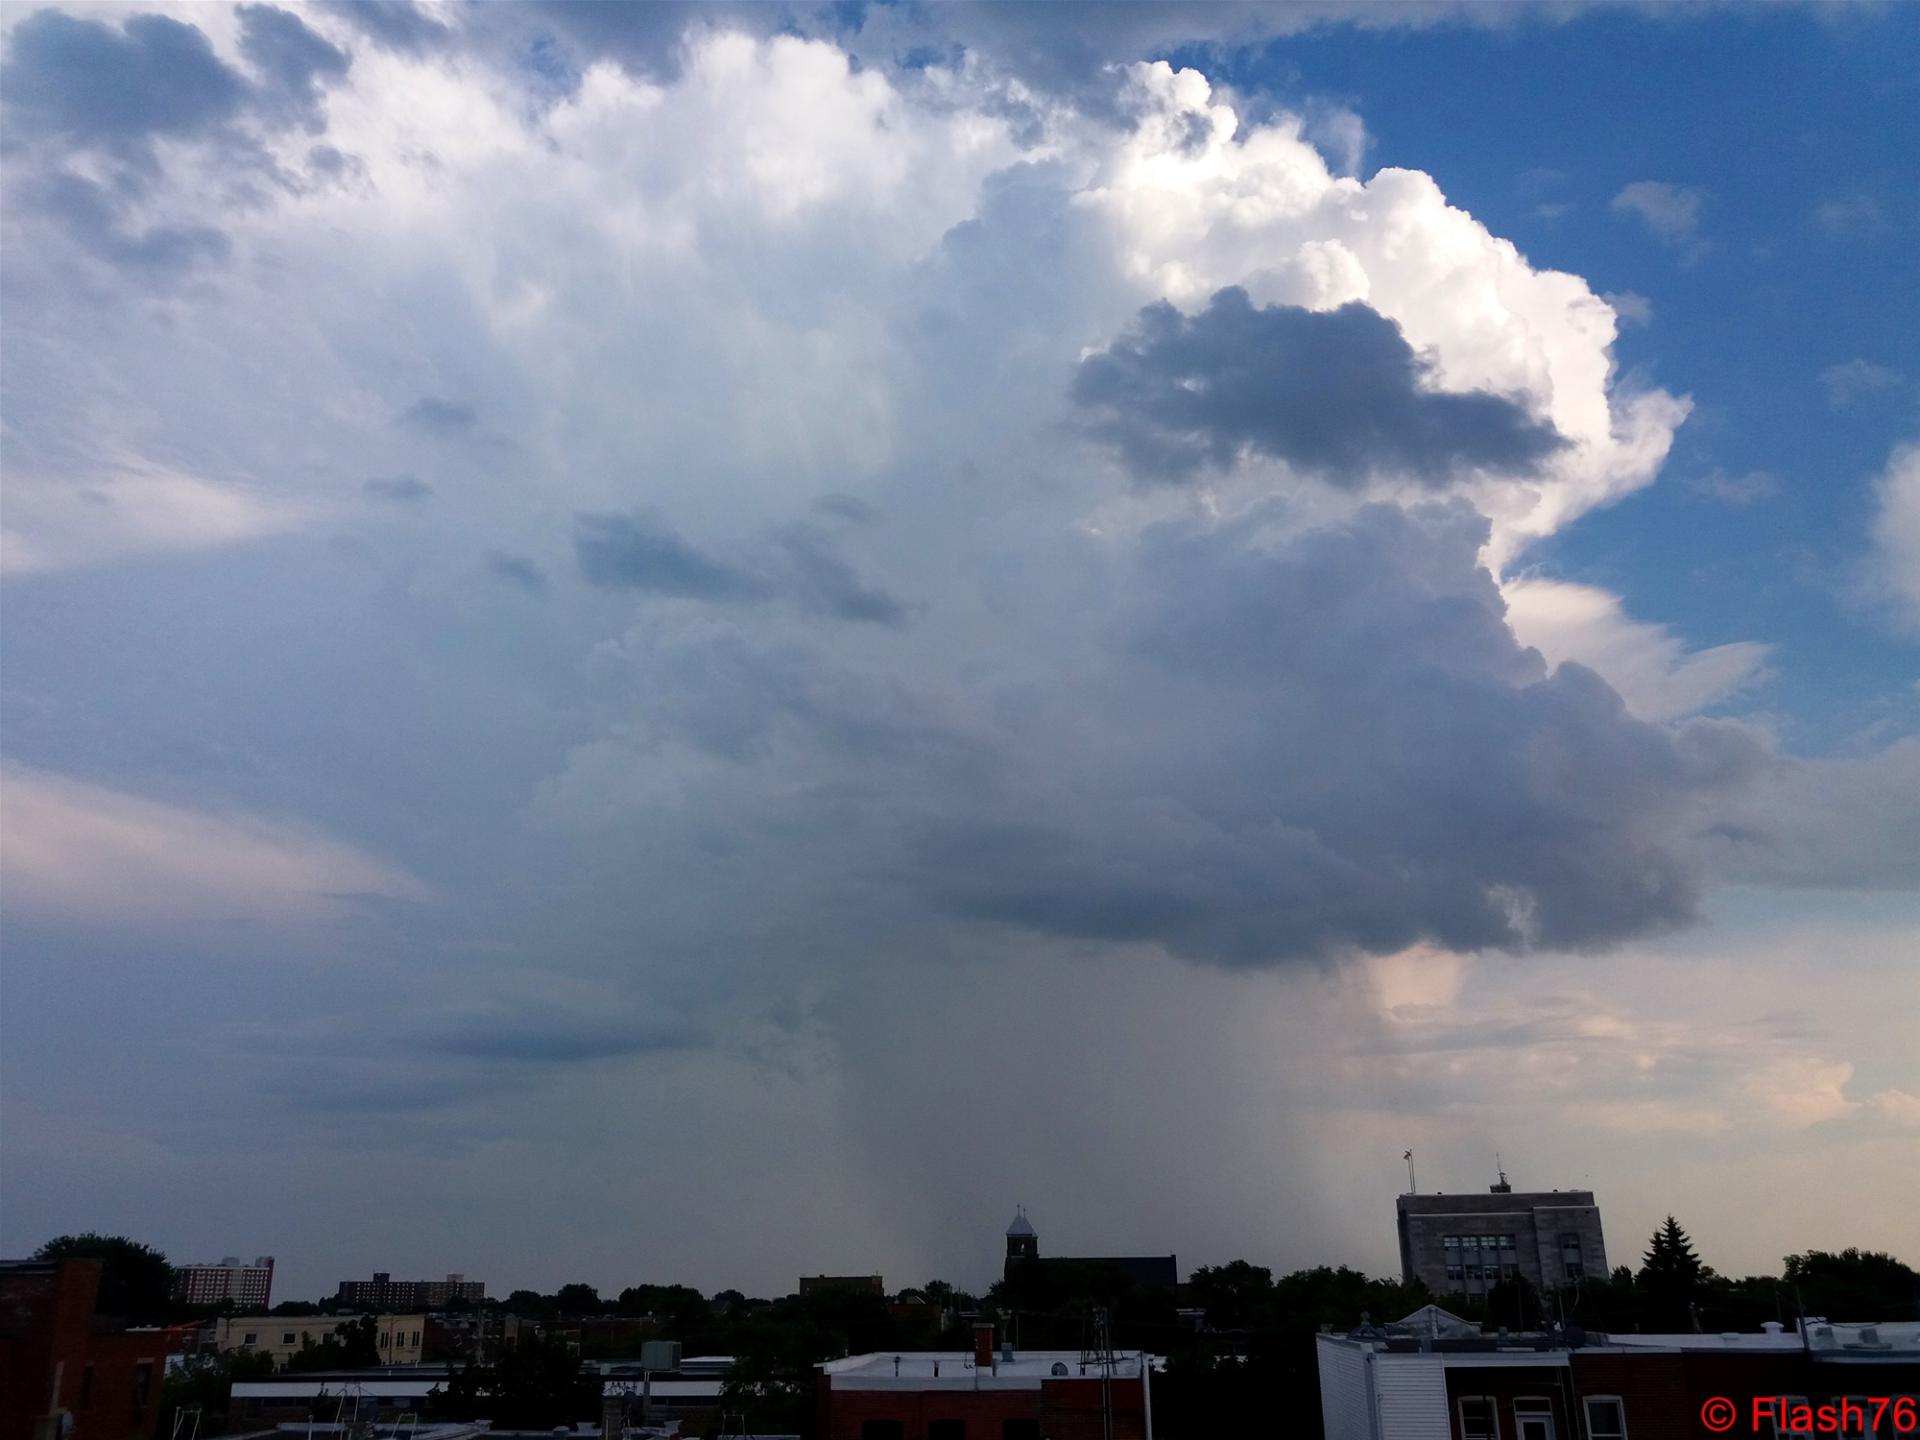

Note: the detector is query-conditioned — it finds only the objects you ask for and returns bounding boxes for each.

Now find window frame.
[1457,1394,1501,1440]
[1514,1396,1557,1440]
[1583,1395,1626,1440]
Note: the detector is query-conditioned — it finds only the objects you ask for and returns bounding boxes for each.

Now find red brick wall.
[0,1263,172,1440]
[1444,1365,1575,1440]
[1574,1353,1696,1440]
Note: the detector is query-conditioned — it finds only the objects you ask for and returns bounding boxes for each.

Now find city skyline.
[2,1,1915,1300]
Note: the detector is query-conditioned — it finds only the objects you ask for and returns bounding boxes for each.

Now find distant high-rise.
[171,1256,275,1309]
[334,1272,485,1308]
[1396,1176,1607,1296]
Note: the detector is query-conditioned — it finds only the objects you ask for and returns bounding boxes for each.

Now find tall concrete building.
[1396,1176,1607,1297]
[171,1256,274,1309]
[333,1272,484,1308]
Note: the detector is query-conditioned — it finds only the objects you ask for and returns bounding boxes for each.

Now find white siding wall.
[1317,1338,1376,1440]
[1372,1354,1451,1440]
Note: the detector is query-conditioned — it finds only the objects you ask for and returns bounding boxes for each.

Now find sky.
[1,0,1916,1306]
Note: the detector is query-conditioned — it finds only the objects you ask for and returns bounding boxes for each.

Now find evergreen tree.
[1638,1216,1709,1330]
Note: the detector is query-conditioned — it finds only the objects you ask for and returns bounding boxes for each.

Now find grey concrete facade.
[1396,1187,1607,1296]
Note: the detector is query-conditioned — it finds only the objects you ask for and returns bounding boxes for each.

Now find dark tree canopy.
[34,1233,173,1321]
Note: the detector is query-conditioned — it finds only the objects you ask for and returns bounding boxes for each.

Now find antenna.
[1403,1149,1416,1194]
[1496,1152,1506,1187]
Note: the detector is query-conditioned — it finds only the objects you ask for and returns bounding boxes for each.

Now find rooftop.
[821,1351,1150,1390]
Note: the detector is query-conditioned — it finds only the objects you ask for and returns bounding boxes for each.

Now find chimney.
[973,1323,994,1369]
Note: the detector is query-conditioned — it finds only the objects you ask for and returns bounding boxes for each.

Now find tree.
[436,1335,597,1429]
[1638,1216,1710,1330]
[34,1234,174,1322]
[553,1282,603,1315]
[1187,1261,1274,1330]
[285,1315,380,1373]
[1782,1249,1920,1321]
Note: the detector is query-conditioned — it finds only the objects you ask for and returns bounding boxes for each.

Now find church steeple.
[1004,1205,1038,1279]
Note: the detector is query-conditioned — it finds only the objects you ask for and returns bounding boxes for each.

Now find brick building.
[818,1325,1154,1440]
[170,1256,274,1310]
[1396,1177,1608,1298]
[1318,1308,1920,1440]
[0,1259,176,1440]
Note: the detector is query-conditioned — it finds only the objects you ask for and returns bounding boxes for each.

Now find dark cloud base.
[1074,288,1566,487]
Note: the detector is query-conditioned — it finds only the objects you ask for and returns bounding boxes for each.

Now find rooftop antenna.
[1493,1153,1511,1194]
[1404,1149,1416,1194]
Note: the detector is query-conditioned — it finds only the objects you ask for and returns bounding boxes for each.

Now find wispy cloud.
[0,764,430,926]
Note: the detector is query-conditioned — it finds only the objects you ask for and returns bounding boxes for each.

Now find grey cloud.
[237,5,352,134]
[575,510,905,624]
[575,510,772,602]
[0,10,249,153]
[24,172,230,276]
[419,1005,703,1063]
[363,474,434,502]
[902,503,1768,962]
[1073,289,1566,487]
[813,492,879,523]
[315,0,453,54]
[486,550,549,594]
[2,7,354,282]
[399,396,478,434]
[776,526,909,627]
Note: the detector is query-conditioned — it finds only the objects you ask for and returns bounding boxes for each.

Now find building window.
[282,1332,296,1345]
[1565,1263,1585,1281]
[132,1362,154,1409]
[930,1421,965,1440]
[1002,1422,1039,1440]
[1584,1397,1626,1440]
[243,1332,257,1346]
[1459,1397,1499,1440]
[411,1331,421,1347]
[860,1424,903,1440]
[1515,1399,1556,1440]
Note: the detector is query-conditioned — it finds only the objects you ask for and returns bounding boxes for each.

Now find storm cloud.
[1074,289,1567,486]
[2,5,1914,1299]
